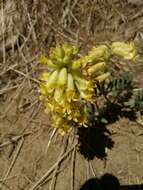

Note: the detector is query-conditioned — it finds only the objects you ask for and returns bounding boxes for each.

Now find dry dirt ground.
[0,0,143,190]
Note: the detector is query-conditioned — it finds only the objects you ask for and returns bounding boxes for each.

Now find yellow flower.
[45,70,59,92]
[40,55,57,69]
[52,114,71,135]
[62,44,79,58]
[87,62,106,76]
[87,45,111,63]
[54,88,65,104]
[44,98,64,113]
[48,44,79,68]
[47,97,88,128]
[74,75,92,90]
[72,59,83,70]
[95,72,110,83]
[39,43,138,135]
[50,45,65,60]
[73,75,94,101]
[66,73,77,102]
[63,101,88,126]
[72,56,88,69]
[39,84,48,96]
[40,72,50,81]
[57,67,68,88]
[111,42,137,60]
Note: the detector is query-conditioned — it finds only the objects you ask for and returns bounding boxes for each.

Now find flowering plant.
[39,42,136,135]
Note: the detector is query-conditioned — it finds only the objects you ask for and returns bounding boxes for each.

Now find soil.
[0,0,143,190]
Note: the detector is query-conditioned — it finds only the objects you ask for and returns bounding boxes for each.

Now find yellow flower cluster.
[111,42,137,60]
[39,42,136,135]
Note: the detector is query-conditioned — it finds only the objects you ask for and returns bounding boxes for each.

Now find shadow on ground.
[79,173,143,190]
[77,100,137,160]
[77,125,114,160]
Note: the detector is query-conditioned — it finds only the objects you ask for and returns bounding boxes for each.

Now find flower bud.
[72,59,83,69]
[111,42,137,60]
[40,72,50,81]
[54,88,65,104]
[40,55,57,68]
[87,45,110,62]
[87,62,106,76]
[66,73,76,101]
[50,46,65,60]
[46,70,59,91]
[57,68,68,87]
[95,72,110,83]
[63,44,78,58]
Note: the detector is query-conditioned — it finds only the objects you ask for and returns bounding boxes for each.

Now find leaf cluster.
[95,71,133,99]
[91,71,143,125]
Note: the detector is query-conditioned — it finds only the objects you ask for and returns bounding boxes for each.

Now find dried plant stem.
[45,128,57,154]
[85,159,90,179]
[70,147,76,190]
[89,161,102,190]
[0,138,24,189]
[49,164,59,190]
[0,175,17,183]
[1,80,26,118]
[1,0,6,64]
[0,85,19,95]
[29,142,77,190]
[40,167,65,187]
[89,161,97,177]
[49,141,67,190]
[0,132,33,149]
[10,68,40,84]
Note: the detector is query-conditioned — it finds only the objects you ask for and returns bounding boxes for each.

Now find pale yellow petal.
[40,72,50,81]
[87,62,106,76]
[111,42,137,60]
[54,88,65,104]
[87,45,110,62]
[95,72,110,83]
[66,73,76,101]
[40,55,57,68]
[57,68,68,87]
